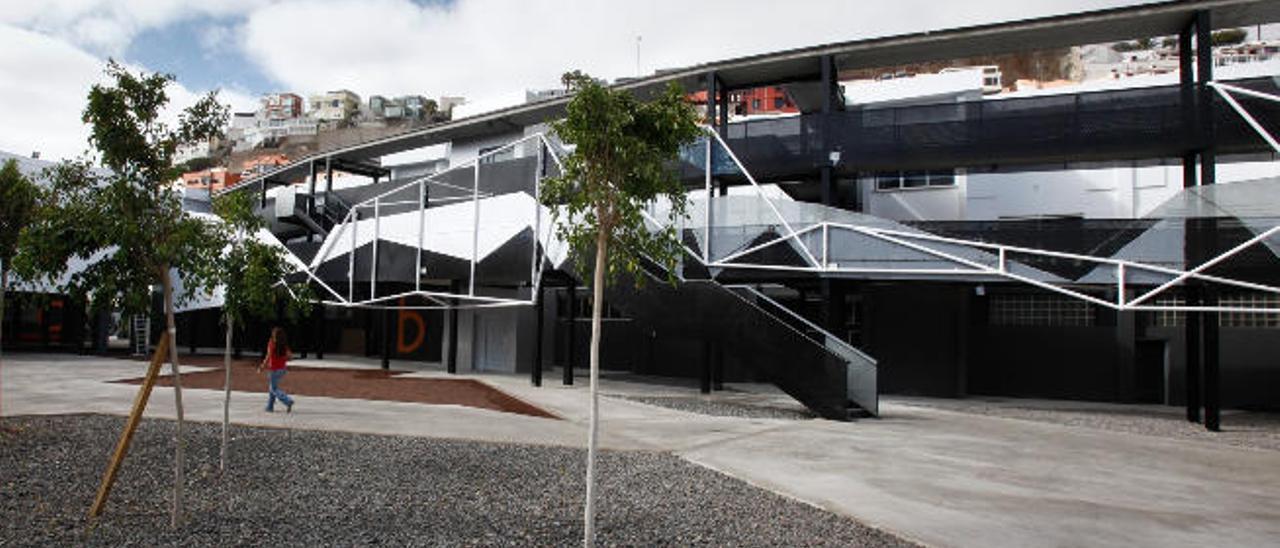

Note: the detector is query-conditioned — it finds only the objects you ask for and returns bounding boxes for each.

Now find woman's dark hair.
[271,327,289,357]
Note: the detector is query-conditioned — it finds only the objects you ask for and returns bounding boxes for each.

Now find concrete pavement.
[4,352,1280,548]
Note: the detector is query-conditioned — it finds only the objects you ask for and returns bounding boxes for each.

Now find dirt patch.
[118,362,556,419]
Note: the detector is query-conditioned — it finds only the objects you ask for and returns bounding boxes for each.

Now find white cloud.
[0,23,258,162]
[0,0,274,55]
[241,0,1156,114]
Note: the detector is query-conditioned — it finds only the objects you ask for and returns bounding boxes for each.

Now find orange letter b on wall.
[397,297,426,354]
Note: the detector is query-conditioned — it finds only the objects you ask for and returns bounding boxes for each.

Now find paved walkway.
[4,353,1280,548]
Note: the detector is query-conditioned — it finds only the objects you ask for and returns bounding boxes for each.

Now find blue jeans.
[267,369,294,411]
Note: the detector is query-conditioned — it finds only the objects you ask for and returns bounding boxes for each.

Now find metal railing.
[724,284,878,416]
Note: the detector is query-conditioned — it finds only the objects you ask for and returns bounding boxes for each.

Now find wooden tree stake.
[88,332,170,518]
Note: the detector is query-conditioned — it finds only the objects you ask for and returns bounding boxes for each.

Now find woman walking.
[258,327,295,412]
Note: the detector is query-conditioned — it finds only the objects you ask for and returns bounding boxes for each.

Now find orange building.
[181,167,241,192]
[242,153,290,177]
[688,86,799,120]
[734,86,798,116]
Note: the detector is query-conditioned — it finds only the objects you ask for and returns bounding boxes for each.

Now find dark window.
[774,97,785,109]
[927,169,955,187]
[902,171,928,188]
[751,99,761,110]
[874,172,899,191]
[477,145,514,165]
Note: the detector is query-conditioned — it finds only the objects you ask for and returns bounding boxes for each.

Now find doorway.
[1133,340,1167,404]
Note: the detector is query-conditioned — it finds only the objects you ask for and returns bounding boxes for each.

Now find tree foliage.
[0,159,40,272]
[15,61,230,315]
[13,59,233,527]
[212,190,312,325]
[1212,28,1248,47]
[541,72,702,285]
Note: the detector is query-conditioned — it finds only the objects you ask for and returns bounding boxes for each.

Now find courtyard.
[2,353,1279,547]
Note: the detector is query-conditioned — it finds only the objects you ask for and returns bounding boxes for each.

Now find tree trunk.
[582,229,608,548]
[160,268,186,528]
[220,315,233,473]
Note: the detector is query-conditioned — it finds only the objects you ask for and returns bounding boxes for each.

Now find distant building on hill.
[263,93,305,120]
[180,166,240,192]
[310,90,361,123]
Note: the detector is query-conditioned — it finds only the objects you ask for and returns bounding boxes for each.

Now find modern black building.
[10,0,1280,428]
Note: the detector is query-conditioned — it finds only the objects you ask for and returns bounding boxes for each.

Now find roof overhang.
[224,0,1280,195]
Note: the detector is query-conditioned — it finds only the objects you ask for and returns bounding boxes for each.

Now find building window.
[1150,297,1185,327]
[1220,293,1280,328]
[774,97,785,109]
[1151,293,1280,328]
[903,170,928,188]
[989,294,1096,327]
[874,171,900,191]
[873,169,958,191]
[751,99,761,110]
[477,145,515,165]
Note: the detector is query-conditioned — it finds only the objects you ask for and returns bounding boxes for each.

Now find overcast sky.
[0,0,1169,161]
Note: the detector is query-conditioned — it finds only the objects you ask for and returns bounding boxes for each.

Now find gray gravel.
[891,397,1280,452]
[610,395,817,420]
[0,414,911,547]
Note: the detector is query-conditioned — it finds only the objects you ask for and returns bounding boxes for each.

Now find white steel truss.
[282,81,1280,315]
[293,133,564,310]
[664,125,1280,315]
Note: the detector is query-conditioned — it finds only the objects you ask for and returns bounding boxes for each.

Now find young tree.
[0,158,41,416]
[211,190,311,473]
[15,61,229,527]
[541,72,701,547]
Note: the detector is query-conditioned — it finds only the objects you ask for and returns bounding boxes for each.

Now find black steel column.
[712,341,724,391]
[821,54,837,114]
[259,180,267,209]
[325,157,334,195]
[1195,10,1216,188]
[1185,284,1202,423]
[565,283,577,385]
[532,284,544,387]
[1179,23,1194,147]
[447,281,459,374]
[717,83,729,134]
[381,308,392,370]
[701,338,712,394]
[1203,284,1221,431]
[820,54,839,206]
[308,160,317,218]
[706,72,718,134]
[1195,10,1221,431]
[94,308,109,354]
[314,305,324,360]
[820,166,836,206]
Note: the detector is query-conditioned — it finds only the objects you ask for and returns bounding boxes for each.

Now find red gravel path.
[118,355,556,419]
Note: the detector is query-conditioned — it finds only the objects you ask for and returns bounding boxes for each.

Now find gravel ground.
[0,414,911,547]
[891,397,1280,452]
[609,395,816,420]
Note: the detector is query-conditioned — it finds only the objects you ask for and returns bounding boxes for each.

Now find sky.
[0,0,1175,162]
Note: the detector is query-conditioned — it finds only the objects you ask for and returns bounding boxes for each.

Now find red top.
[265,340,291,371]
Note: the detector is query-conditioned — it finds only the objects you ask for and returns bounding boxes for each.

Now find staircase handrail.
[724,284,877,366]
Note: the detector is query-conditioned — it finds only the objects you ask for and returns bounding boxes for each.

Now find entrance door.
[472,312,514,372]
[1134,340,1167,404]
